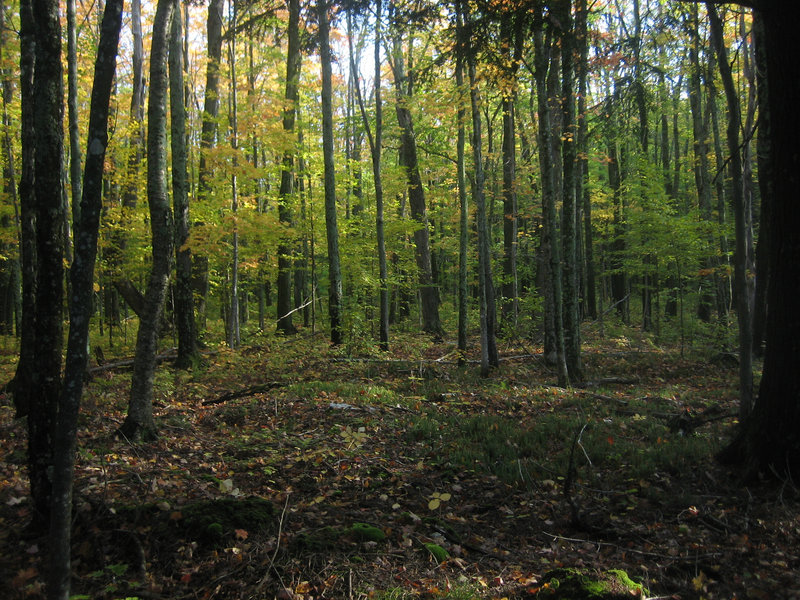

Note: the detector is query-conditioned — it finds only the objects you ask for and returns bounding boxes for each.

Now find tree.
[119,0,176,442]
[49,3,123,596]
[170,0,197,368]
[464,7,499,375]
[277,0,302,336]
[318,0,343,345]
[194,0,224,331]
[349,0,389,350]
[388,9,443,338]
[533,4,569,386]
[27,0,66,527]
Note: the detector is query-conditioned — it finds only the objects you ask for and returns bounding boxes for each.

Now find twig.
[202,382,285,405]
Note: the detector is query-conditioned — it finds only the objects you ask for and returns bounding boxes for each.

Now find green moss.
[180,496,274,537]
[350,522,386,542]
[537,568,645,599]
[423,542,449,563]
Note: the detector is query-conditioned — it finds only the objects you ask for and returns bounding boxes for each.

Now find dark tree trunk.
[466,12,498,375]
[193,0,223,332]
[318,0,343,345]
[49,3,122,597]
[169,0,196,368]
[8,0,36,420]
[534,6,569,386]
[28,0,65,528]
[391,35,443,338]
[559,0,582,381]
[119,0,175,442]
[751,11,770,358]
[720,0,800,480]
[708,3,753,417]
[455,2,468,364]
[277,0,301,335]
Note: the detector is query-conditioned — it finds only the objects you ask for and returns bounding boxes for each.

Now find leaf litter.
[0,330,799,599]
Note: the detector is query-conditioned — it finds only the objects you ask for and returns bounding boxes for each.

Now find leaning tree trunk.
[49,3,123,597]
[318,0,343,345]
[119,0,175,442]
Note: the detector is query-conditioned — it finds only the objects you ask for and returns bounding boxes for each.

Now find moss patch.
[535,568,645,599]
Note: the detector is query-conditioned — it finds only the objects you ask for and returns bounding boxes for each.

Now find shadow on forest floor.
[1,324,798,599]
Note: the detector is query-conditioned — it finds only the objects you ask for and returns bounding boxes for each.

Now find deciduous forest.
[1,0,799,598]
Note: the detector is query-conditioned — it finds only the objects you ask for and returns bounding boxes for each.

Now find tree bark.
[318,0,343,345]
[466,12,498,376]
[277,0,301,335]
[169,0,196,368]
[708,3,753,417]
[391,34,443,337]
[28,0,65,527]
[49,3,122,597]
[119,0,175,442]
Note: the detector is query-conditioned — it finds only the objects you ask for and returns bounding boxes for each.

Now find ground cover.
[1,325,798,599]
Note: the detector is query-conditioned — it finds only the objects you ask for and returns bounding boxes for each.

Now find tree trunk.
[49,4,122,597]
[559,0,582,381]
[169,0,196,368]
[119,0,175,442]
[277,0,301,335]
[466,13,498,376]
[750,11,770,358]
[688,5,714,323]
[720,0,800,480]
[66,0,82,230]
[391,35,443,337]
[534,7,569,386]
[194,0,223,332]
[708,3,753,417]
[576,0,596,321]
[28,0,65,528]
[455,2,468,365]
[318,0,343,345]
[8,0,36,420]
[227,0,240,349]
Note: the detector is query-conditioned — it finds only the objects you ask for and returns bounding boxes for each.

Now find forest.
[1,0,799,598]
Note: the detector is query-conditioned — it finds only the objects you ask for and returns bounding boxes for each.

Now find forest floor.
[1,321,799,600]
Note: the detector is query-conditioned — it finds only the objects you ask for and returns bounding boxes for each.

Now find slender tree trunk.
[169,0,196,368]
[277,0,301,335]
[66,0,82,230]
[49,4,122,597]
[455,1,468,365]
[576,0,595,321]
[751,12,770,357]
[227,0,240,349]
[391,35,443,337]
[27,0,66,528]
[535,10,568,386]
[708,3,752,417]
[9,0,36,420]
[559,0,582,381]
[119,0,175,442]
[350,0,388,349]
[467,14,498,375]
[194,0,223,332]
[688,6,714,322]
[318,0,343,345]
